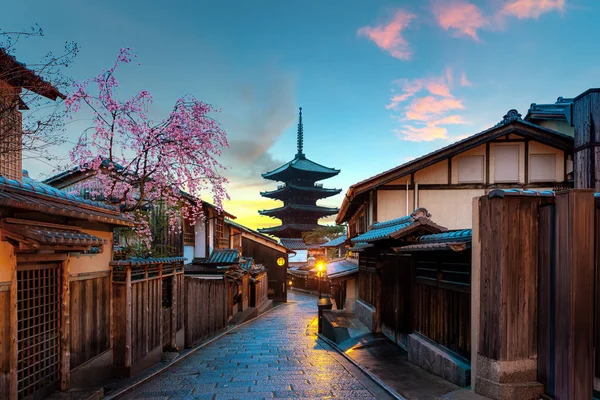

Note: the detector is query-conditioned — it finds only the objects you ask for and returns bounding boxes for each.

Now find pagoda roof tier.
[259,204,339,218]
[260,183,341,200]
[258,223,326,238]
[262,154,340,182]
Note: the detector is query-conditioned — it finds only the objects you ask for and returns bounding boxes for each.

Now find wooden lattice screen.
[17,264,61,399]
[0,94,23,181]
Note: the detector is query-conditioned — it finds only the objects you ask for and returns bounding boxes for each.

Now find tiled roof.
[0,176,133,226]
[204,249,240,265]
[0,222,106,247]
[350,208,441,244]
[279,238,309,250]
[395,229,472,253]
[259,203,339,216]
[324,258,358,279]
[525,97,573,125]
[258,223,324,236]
[348,242,372,252]
[110,257,186,266]
[0,48,64,100]
[262,154,340,181]
[320,236,347,248]
[239,257,254,270]
[487,189,556,198]
[261,184,341,200]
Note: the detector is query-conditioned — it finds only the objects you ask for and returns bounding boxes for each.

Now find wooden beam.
[7,243,17,399]
[376,182,562,191]
[448,157,452,184]
[16,253,68,263]
[372,190,378,224]
[60,257,71,391]
[486,143,490,184]
[3,218,82,231]
[524,140,530,184]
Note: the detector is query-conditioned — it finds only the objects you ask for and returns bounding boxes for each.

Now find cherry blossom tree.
[65,48,229,249]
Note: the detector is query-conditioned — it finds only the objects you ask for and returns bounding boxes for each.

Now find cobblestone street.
[122,291,392,399]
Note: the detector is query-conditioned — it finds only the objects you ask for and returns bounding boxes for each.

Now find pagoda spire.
[297,107,304,157]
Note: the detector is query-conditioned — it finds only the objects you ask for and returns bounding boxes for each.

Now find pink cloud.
[460,72,473,87]
[387,72,454,110]
[395,116,466,142]
[501,0,565,19]
[404,96,464,121]
[386,69,472,142]
[432,0,488,41]
[358,10,416,60]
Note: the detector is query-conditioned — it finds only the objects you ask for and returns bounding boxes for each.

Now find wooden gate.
[380,253,412,348]
[17,263,61,400]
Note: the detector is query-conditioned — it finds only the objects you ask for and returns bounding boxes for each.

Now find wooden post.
[157,264,163,352]
[573,89,600,190]
[7,243,17,399]
[124,265,132,369]
[553,190,594,400]
[170,272,177,349]
[144,266,149,356]
[476,193,544,399]
[60,257,71,391]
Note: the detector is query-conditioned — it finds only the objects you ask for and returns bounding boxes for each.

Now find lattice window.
[214,216,228,250]
[0,90,23,181]
[17,264,61,399]
[183,217,195,246]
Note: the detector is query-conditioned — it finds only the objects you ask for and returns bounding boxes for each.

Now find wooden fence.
[476,190,595,399]
[111,258,184,376]
[250,271,268,308]
[184,276,228,348]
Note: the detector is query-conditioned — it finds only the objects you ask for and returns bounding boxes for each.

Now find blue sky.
[4,0,597,229]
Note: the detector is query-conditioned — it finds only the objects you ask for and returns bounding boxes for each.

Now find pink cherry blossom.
[65,48,229,248]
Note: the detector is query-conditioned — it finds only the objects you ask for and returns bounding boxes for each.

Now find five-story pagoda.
[259,108,341,238]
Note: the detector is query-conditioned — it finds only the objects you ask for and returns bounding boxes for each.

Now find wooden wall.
[184,276,227,348]
[0,285,10,399]
[69,274,111,370]
[242,237,287,301]
[413,250,471,358]
[380,254,412,345]
[251,272,268,308]
[358,252,377,307]
[478,195,540,361]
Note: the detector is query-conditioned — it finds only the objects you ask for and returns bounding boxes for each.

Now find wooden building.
[259,108,340,238]
[336,109,574,232]
[226,219,290,302]
[0,174,134,398]
[44,168,235,263]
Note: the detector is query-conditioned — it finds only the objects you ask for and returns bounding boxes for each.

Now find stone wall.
[355,299,375,332]
[408,333,471,387]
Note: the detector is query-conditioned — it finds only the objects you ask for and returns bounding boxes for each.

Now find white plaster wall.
[528,142,564,182]
[377,189,413,222]
[538,120,574,137]
[418,189,485,229]
[451,145,487,184]
[414,161,448,184]
[183,246,194,264]
[194,219,207,259]
[69,228,113,274]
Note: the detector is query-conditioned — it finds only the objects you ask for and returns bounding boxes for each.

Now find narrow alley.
[121,291,394,400]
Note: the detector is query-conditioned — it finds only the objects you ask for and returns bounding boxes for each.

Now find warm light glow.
[316,262,325,272]
[288,280,292,285]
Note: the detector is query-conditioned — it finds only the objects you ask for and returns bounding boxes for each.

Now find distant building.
[259,108,341,238]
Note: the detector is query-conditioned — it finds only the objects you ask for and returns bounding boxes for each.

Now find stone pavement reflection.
[122,291,386,399]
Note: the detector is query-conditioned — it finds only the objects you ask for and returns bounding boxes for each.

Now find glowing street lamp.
[316,261,325,299]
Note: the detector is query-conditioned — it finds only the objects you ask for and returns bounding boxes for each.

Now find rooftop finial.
[297,107,304,157]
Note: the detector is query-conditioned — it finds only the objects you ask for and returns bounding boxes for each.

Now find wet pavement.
[122,291,395,400]
[339,334,460,400]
